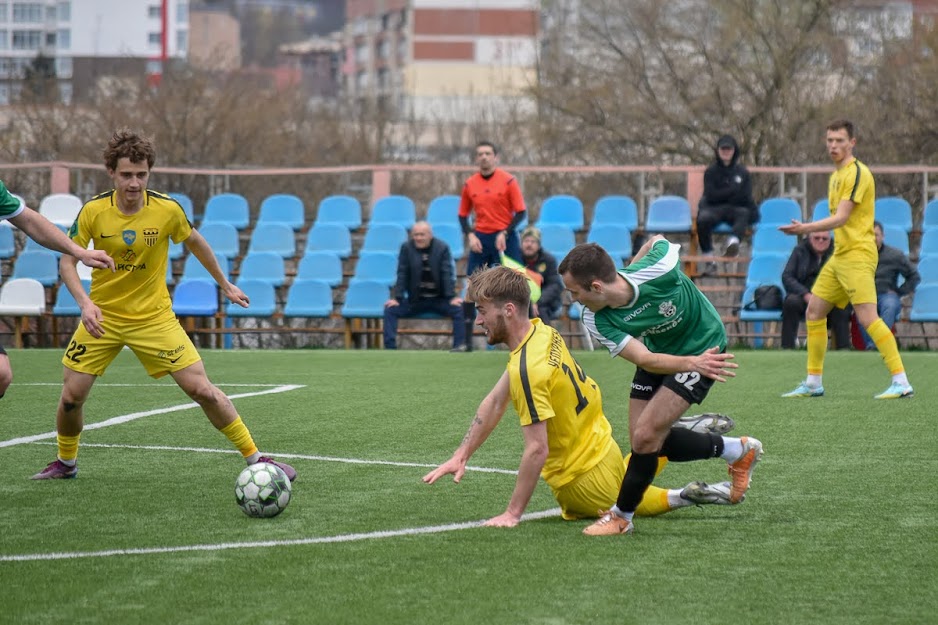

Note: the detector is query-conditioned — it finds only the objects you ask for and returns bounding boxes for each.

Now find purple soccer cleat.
[257,456,296,482]
[30,459,78,480]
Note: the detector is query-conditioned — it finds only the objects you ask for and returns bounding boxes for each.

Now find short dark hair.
[557,243,618,289]
[103,128,156,171]
[873,220,883,231]
[826,119,856,139]
[475,141,498,156]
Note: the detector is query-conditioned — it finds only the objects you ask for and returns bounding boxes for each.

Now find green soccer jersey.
[0,180,25,220]
[583,239,726,357]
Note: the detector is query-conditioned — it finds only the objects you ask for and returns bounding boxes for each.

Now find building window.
[56,28,68,49]
[0,58,11,78]
[57,2,70,22]
[377,39,389,60]
[0,83,8,105]
[148,32,161,46]
[0,30,7,49]
[12,4,43,23]
[176,29,187,54]
[0,6,7,22]
[148,5,161,19]
[45,31,54,47]
[55,55,71,78]
[59,80,71,104]
[12,30,42,50]
[45,4,55,21]
[177,1,187,24]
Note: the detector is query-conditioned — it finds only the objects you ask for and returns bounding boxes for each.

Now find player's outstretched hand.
[484,511,521,528]
[778,220,805,236]
[422,457,466,485]
[77,249,115,271]
[80,301,106,338]
[694,346,738,383]
[223,283,249,308]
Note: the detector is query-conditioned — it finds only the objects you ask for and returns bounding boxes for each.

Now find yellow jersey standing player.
[30,129,296,481]
[423,266,739,528]
[780,120,913,399]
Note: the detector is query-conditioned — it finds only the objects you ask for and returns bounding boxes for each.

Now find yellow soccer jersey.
[69,189,191,321]
[828,157,877,259]
[507,318,615,490]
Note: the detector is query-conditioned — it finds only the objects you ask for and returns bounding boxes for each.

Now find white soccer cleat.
[674,413,736,435]
[680,480,738,505]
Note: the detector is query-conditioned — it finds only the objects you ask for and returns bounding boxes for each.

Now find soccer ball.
[235,462,292,518]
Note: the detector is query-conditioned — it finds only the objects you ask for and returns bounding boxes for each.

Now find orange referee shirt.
[458,168,526,234]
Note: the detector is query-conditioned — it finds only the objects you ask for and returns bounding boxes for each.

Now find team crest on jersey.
[122,230,136,245]
[658,301,676,317]
[143,228,159,246]
[121,249,136,263]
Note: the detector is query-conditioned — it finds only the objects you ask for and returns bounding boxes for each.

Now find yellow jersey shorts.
[811,252,878,309]
[551,440,669,520]
[62,312,202,378]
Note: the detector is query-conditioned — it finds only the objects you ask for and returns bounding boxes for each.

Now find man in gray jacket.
[858,221,920,350]
[383,221,466,351]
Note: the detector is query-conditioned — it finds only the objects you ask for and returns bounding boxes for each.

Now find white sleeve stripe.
[627,241,681,285]
[583,308,632,357]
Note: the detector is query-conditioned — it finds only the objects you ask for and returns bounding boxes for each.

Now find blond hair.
[466,266,530,310]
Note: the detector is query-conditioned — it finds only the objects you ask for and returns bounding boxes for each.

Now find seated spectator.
[696,134,758,273]
[384,221,467,351]
[518,226,564,327]
[781,231,850,349]
[857,221,920,350]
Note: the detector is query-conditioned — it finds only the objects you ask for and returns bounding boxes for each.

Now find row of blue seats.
[743,225,938,259]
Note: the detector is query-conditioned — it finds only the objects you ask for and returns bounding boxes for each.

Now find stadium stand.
[296,251,343,287]
[751,228,798,258]
[536,195,585,231]
[645,195,692,233]
[227,279,277,317]
[202,193,250,230]
[811,199,830,222]
[592,195,639,232]
[0,278,46,348]
[371,195,416,230]
[172,279,219,317]
[875,196,914,233]
[756,197,802,230]
[923,198,938,232]
[882,224,910,255]
[353,251,398,287]
[917,256,938,286]
[197,222,240,259]
[315,195,362,231]
[12,250,58,286]
[432,222,465,259]
[257,194,305,231]
[586,224,632,265]
[361,223,408,253]
[745,255,787,288]
[169,193,195,223]
[284,279,334,318]
[248,222,296,258]
[538,224,576,261]
[237,252,286,287]
[0,223,15,259]
[919,228,938,260]
[181,253,230,283]
[38,193,82,228]
[341,279,390,348]
[305,223,352,258]
[427,195,460,227]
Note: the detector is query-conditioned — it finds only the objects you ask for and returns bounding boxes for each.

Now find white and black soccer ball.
[235,462,292,518]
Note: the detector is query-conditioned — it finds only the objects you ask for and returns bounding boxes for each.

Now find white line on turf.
[0,385,306,449]
[16,382,298,387]
[0,508,563,562]
[31,442,520,475]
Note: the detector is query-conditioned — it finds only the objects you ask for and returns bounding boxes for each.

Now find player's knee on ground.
[0,361,11,397]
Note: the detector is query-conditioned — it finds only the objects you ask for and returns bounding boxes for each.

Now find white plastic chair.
[0,278,47,348]
[38,193,83,228]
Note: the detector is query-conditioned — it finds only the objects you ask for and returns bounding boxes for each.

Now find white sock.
[806,374,822,387]
[58,457,76,467]
[246,452,261,464]
[720,437,744,462]
[610,505,634,522]
[668,489,693,509]
[892,373,909,386]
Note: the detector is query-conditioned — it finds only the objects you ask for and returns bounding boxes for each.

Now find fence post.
[50,164,71,194]
[371,168,391,218]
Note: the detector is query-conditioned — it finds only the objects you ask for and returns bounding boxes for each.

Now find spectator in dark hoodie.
[696,135,758,272]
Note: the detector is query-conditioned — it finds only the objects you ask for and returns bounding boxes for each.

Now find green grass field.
[1,348,935,625]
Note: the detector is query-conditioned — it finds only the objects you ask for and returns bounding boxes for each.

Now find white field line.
[16,383,297,387]
[30,442,520,475]
[0,508,563,562]
[0,385,305,449]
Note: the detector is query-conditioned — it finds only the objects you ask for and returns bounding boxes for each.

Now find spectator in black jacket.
[383,221,467,351]
[780,231,850,349]
[519,226,565,327]
[857,221,921,350]
[696,135,758,273]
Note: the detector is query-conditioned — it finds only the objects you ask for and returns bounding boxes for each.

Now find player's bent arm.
[58,255,91,307]
[618,341,736,381]
[632,234,665,263]
[11,209,87,258]
[184,229,231,287]
[496,420,549,524]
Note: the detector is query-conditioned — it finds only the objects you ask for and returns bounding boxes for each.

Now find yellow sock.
[57,434,80,462]
[806,318,828,376]
[867,318,905,375]
[636,486,672,517]
[219,417,258,459]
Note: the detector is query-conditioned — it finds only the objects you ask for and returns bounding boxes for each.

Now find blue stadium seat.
[169,193,195,223]
[341,279,390,318]
[645,195,692,233]
[587,224,632,265]
[536,195,585,231]
[258,194,305,231]
[432,223,465,259]
[237,252,286,287]
[197,222,240,259]
[361,223,408,253]
[371,195,416,230]
[52,280,92,316]
[909,284,938,322]
[592,195,639,231]
[353,252,398,287]
[315,195,362,231]
[757,198,802,229]
[248,222,296,258]
[812,199,830,222]
[181,253,229,283]
[227,279,277,317]
[916,256,938,286]
[923,199,938,232]
[882,225,909,255]
[427,195,460,227]
[539,224,576,261]
[12,250,58,286]
[296,251,343,287]
[919,229,938,259]
[172,280,218,316]
[305,223,352,258]
[739,285,783,322]
[23,223,70,258]
[0,223,15,259]
[284,279,333,317]
[751,228,797,257]
[169,239,184,260]
[874,196,913,233]
[745,255,787,288]
[202,193,250,230]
